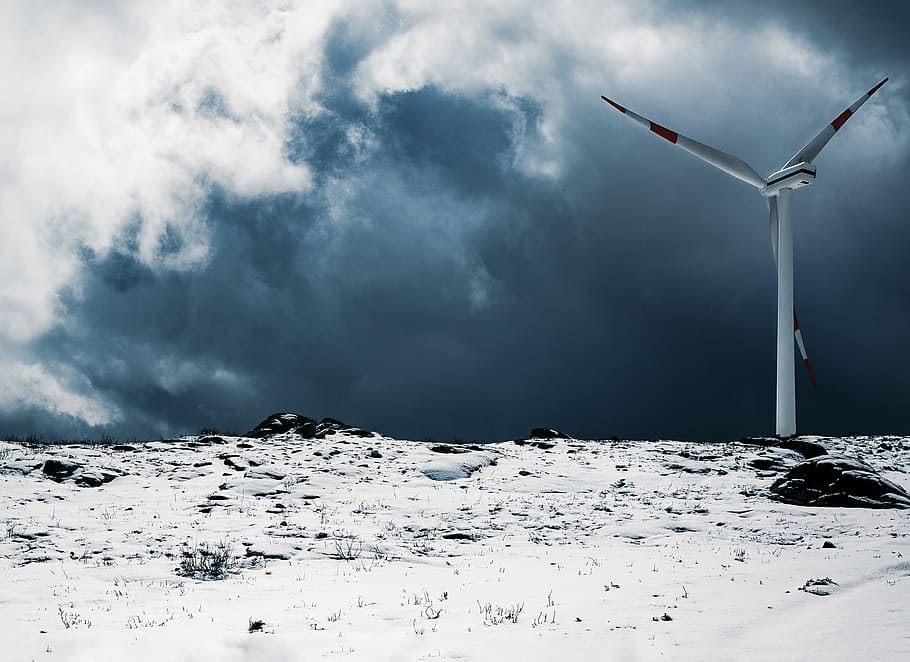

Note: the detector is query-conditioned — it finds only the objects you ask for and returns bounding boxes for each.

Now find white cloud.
[0,1,330,342]
[0,360,118,426]
[0,1,337,423]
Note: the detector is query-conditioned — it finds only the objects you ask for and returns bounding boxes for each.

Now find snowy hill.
[1,417,908,661]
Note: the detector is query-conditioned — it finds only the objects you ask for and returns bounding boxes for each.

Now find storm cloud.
[1,1,908,441]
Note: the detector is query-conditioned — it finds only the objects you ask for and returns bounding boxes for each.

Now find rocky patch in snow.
[1,431,909,661]
[246,412,374,439]
[41,458,122,487]
[770,454,910,508]
[529,427,572,439]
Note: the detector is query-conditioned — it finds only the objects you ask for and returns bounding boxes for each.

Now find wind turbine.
[601,78,888,437]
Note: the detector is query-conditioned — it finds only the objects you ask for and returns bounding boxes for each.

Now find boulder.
[770,454,910,509]
[430,444,469,454]
[42,458,81,480]
[246,413,375,439]
[748,448,802,473]
[514,439,556,450]
[246,413,317,438]
[74,470,120,488]
[529,427,571,439]
[314,418,374,438]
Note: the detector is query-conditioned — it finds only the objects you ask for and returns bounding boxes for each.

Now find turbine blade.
[783,77,888,168]
[793,308,817,388]
[601,95,765,189]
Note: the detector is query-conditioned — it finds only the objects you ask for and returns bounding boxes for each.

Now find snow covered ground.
[1,423,908,661]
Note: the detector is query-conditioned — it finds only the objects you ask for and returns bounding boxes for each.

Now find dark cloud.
[690,0,910,73]
[4,2,909,442]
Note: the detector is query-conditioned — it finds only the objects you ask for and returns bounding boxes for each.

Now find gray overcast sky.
[1,1,908,441]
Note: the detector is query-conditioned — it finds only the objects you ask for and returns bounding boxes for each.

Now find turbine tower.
[601,78,888,437]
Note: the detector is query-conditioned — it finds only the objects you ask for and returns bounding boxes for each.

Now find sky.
[1,0,908,442]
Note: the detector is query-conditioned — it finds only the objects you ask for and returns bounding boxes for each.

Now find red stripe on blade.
[793,307,801,331]
[601,96,626,113]
[832,109,852,131]
[650,122,678,144]
[868,77,888,96]
[803,358,817,388]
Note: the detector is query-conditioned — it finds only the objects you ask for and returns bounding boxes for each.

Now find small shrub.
[248,618,266,633]
[178,541,237,579]
[333,537,362,561]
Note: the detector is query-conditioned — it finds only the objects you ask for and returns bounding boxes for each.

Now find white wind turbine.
[601,77,888,437]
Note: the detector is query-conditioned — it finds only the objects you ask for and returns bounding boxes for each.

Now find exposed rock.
[743,436,827,459]
[442,532,476,541]
[42,458,81,480]
[514,440,556,450]
[822,540,837,549]
[529,427,571,440]
[799,577,839,596]
[222,456,250,472]
[247,413,375,440]
[314,418,374,439]
[245,547,291,560]
[770,454,910,509]
[342,428,375,438]
[2,459,43,475]
[748,448,802,473]
[313,418,346,438]
[430,444,469,454]
[664,461,713,475]
[777,439,827,458]
[246,469,286,480]
[74,469,120,487]
[246,413,317,438]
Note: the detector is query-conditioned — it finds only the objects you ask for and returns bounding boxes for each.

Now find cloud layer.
[2,1,908,440]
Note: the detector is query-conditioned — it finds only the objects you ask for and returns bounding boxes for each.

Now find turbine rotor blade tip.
[601,96,626,114]
[869,77,889,96]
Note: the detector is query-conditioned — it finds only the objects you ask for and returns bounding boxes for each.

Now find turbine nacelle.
[761,162,816,198]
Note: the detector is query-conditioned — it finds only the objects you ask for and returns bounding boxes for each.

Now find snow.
[1,432,908,660]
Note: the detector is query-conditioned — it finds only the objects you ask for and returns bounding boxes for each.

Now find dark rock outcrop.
[529,427,571,440]
[748,448,802,473]
[430,444,469,454]
[246,413,374,439]
[313,418,373,439]
[43,458,121,487]
[42,458,80,480]
[770,454,910,509]
[514,439,555,450]
[247,413,317,438]
[74,470,120,488]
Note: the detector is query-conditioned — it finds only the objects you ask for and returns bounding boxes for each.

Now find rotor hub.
[761,162,816,197]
